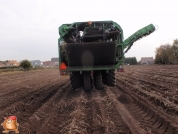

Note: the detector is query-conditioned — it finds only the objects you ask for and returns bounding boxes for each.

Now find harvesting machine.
[58,21,155,91]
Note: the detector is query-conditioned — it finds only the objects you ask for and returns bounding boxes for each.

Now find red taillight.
[59,62,67,70]
[59,62,68,76]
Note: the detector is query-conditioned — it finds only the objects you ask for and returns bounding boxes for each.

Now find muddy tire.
[94,71,104,90]
[101,71,107,84]
[70,72,82,90]
[106,70,116,87]
[83,72,92,91]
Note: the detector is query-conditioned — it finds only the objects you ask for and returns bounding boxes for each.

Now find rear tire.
[102,70,116,87]
[94,71,104,90]
[83,72,92,91]
[101,71,107,84]
[70,72,82,90]
[106,70,116,87]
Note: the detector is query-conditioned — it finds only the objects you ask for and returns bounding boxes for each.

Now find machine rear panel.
[66,42,116,67]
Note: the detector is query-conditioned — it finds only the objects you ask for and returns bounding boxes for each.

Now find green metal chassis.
[58,21,155,72]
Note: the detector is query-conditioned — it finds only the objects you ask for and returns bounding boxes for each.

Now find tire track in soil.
[0,69,59,95]
[85,88,106,134]
[116,80,178,134]
[0,77,66,112]
[56,89,94,134]
[43,87,111,134]
[0,77,69,133]
[37,87,85,134]
[117,72,177,95]
[19,81,71,134]
[0,79,60,110]
[73,88,111,134]
[116,74,178,117]
[81,87,132,134]
[38,85,135,134]
[132,71,178,85]
[0,77,53,97]
[105,87,143,134]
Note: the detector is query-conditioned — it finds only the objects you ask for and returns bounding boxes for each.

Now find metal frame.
[58,21,155,72]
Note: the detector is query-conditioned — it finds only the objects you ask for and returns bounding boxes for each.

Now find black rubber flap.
[66,42,116,67]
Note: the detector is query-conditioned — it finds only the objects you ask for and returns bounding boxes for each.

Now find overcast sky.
[0,0,178,61]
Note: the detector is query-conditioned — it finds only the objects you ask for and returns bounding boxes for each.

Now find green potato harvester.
[58,20,156,91]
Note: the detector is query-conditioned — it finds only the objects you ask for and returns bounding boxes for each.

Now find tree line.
[155,39,178,64]
[124,57,137,65]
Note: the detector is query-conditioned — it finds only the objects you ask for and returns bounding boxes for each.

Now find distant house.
[6,60,20,67]
[51,57,59,67]
[140,57,155,64]
[0,62,5,67]
[30,60,43,67]
[43,61,55,68]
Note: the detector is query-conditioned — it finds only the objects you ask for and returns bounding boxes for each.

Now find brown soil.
[0,65,177,134]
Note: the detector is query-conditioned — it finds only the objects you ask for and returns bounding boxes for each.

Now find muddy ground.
[0,65,178,134]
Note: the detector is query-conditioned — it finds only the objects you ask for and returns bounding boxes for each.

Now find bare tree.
[155,39,178,64]
[172,39,178,63]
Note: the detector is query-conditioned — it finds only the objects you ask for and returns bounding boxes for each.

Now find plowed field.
[0,65,178,134]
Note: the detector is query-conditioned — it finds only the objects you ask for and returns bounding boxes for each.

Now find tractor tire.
[83,72,92,91]
[70,72,82,90]
[101,71,107,85]
[94,71,104,90]
[106,70,116,87]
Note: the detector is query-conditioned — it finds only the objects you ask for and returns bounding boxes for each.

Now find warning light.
[59,62,67,70]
